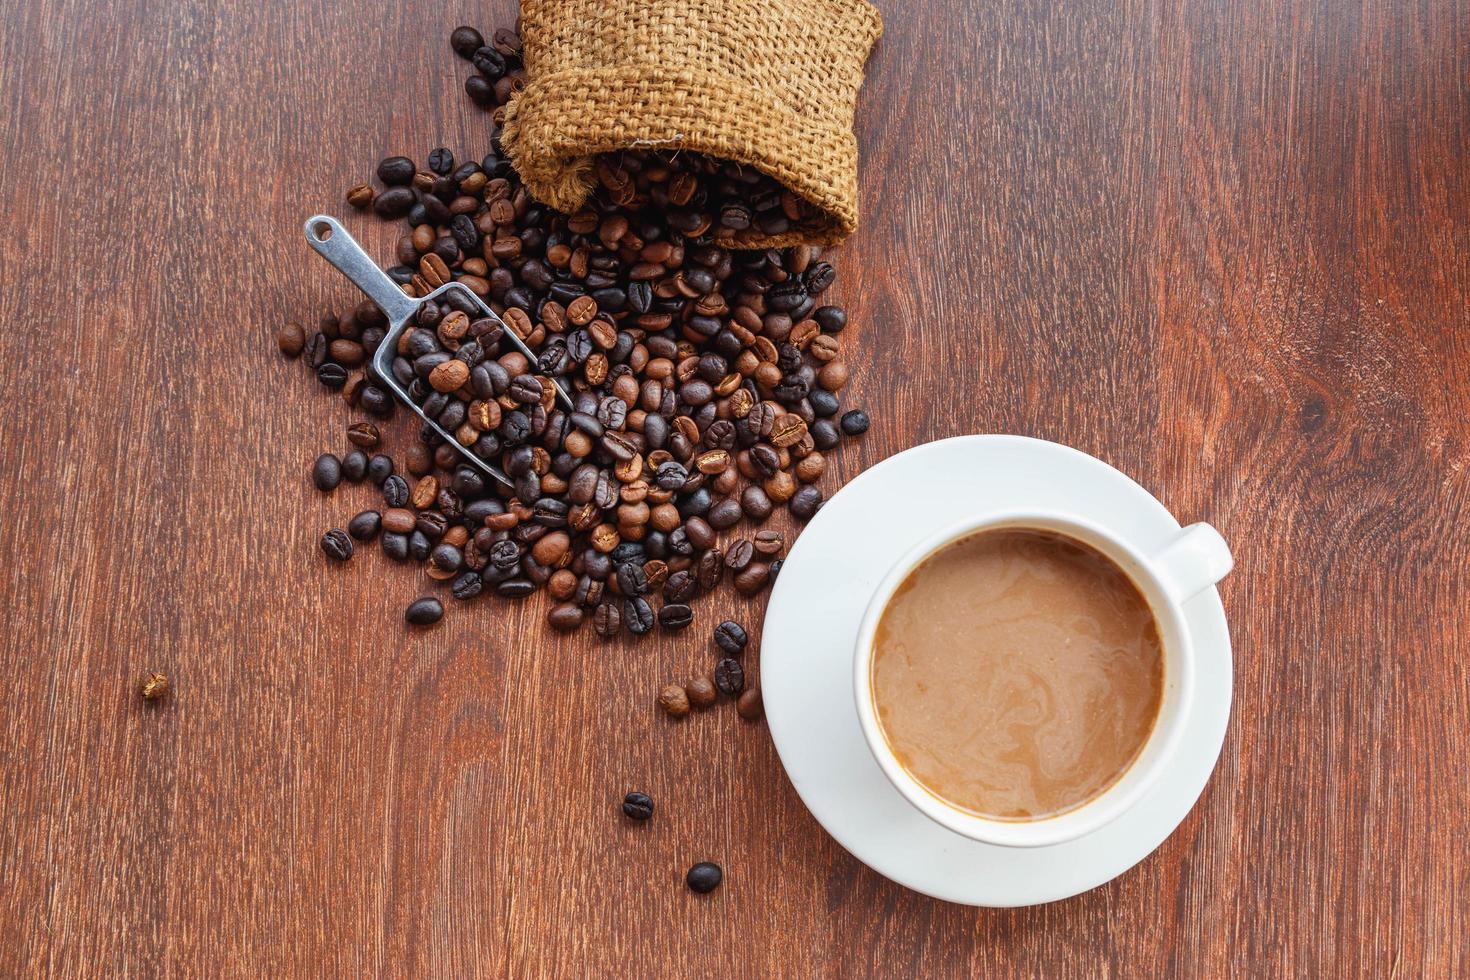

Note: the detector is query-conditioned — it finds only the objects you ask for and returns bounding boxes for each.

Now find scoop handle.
[303,215,418,324]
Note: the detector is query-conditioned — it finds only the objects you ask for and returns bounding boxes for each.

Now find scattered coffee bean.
[348,510,381,540]
[658,603,693,631]
[405,596,444,625]
[140,671,169,701]
[687,676,718,708]
[622,791,655,821]
[382,474,410,507]
[346,421,381,449]
[686,862,722,893]
[659,683,690,718]
[376,155,416,186]
[450,24,484,57]
[316,362,348,390]
[320,528,353,562]
[277,321,305,357]
[451,571,483,600]
[625,597,656,635]
[736,687,764,720]
[547,602,584,631]
[840,409,870,435]
[312,453,343,491]
[714,658,745,696]
[714,621,748,654]
[341,450,367,482]
[366,453,394,485]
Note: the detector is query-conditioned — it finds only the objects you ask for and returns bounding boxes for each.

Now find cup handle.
[1148,523,1233,605]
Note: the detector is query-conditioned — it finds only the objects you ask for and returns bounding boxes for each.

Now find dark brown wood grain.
[2,0,1466,974]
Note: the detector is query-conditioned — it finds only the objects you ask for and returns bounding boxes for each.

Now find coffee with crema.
[871,528,1163,820]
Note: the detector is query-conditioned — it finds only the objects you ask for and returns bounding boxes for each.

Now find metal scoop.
[304,214,572,489]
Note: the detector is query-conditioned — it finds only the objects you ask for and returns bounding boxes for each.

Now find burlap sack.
[502,0,883,248]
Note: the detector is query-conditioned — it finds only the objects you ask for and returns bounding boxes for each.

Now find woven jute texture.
[503,0,883,248]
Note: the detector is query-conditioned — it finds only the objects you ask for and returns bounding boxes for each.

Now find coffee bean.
[405,596,444,625]
[593,600,623,638]
[381,532,409,561]
[377,156,416,185]
[382,474,410,507]
[373,186,414,219]
[768,558,784,582]
[348,510,381,540]
[714,620,748,654]
[312,453,342,491]
[714,658,745,696]
[625,597,655,635]
[840,409,869,435]
[736,688,763,720]
[658,683,690,718]
[317,363,348,390]
[664,569,697,604]
[548,602,584,631]
[622,791,655,820]
[687,676,718,709]
[345,184,375,210]
[658,603,693,631]
[790,485,822,521]
[724,540,755,572]
[451,571,483,600]
[346,421,380,449]
[429,543,463,573]
[320,528,353,561]
[814,306,846,332]
[341,450,367,482]
[428,147,455,175]
[278,321,305,356]
[450,25,484,57]
[367,453,394,485]
[754,529,784,556]
[686,862,722,893]
[616,561,649,596]
[734,563,770,596]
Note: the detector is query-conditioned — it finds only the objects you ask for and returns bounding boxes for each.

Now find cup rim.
[852,510,1196,848]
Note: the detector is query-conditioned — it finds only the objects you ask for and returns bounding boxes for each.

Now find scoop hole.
[312,221,333,242]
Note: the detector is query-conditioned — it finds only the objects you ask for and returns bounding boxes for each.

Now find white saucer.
[761,435,1233,907]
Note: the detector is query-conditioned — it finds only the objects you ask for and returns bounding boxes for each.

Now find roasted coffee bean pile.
[282,22,867,642]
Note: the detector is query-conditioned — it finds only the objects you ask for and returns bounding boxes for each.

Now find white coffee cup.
[852,510,1232,848]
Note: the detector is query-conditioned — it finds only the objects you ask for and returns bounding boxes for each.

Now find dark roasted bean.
[320,528,353,561]
[341,450,368,482]
[625,597,655,635]
[724,539,755,572]
[593,600,623,638]
[312,453,342,491]
[622,791,654,821]
[382,474,410,507]
[840,409,869,435]
[790,485,823,521]
[686,862,722,894]
[348,510,381,540]
[367,453,395,485]
[451,571,483,600]
[714,658,745,696]
[658,603,693,631]
[405,596,444,625]
[714,620,748,654]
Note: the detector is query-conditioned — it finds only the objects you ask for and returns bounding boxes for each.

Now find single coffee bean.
[714,620,748,654]
[450,24,484,57]
[451,571,483,600]
[376,155,416,185]
[768,558,783,582]
[593,600,623,638]
[408,530,432,560]
[790,485,823,521]
[687,676,718,709]
[686,862,722,893]
[373,186,414,219]
[366,453,394,485]
[348,510,381,540]
[381,532,409,561]
[736,687,764,720]
[840,409,870,435]
[622,791,655,821]
[346,421,381,449]
[734,562,770,595]
[547,602,584,632]
[429,543,463,573]
[625,597,655,635]
[382,474,410,507]
[312,453,343,491]
[714,658,745,696]
[320,528,353,562]
[658,603,693,631]
[405,596,444,625]
[277,321,305,356]
[341,450,368,482]
[317,362,348,390]
[724,540,755,572]
[658,683,690,718]
[664,569,697,604]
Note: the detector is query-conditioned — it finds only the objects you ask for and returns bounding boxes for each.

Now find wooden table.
[3,0,1465,974]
